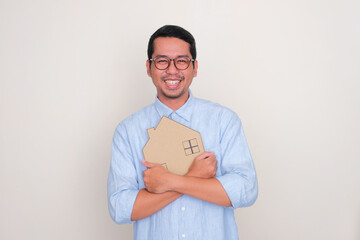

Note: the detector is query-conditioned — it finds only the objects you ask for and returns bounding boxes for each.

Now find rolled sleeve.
[107,124,140,224]
[217,111,258,208]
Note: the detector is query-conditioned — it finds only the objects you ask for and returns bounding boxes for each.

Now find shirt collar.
[154,91,195,122]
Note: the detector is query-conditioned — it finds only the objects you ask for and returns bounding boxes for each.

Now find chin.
[162,89,186,99]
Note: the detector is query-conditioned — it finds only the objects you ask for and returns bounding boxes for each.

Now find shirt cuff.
[217,173,245,209]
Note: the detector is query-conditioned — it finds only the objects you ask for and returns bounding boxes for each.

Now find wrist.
[167,173,184,192]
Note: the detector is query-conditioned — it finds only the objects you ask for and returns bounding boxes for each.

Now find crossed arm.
[131,152,232,221]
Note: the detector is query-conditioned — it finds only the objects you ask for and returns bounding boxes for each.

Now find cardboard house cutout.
[143,116,205,175]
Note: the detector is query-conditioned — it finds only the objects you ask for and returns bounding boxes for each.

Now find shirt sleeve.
[216,111,258,208]
[107,123,140,224]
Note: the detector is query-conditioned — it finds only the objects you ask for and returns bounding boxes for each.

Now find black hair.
[147,25,197,60]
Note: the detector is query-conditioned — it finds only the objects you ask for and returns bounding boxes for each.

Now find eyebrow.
[155,54,191,58]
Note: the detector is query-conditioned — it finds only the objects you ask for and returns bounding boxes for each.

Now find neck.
[158,92,189,111]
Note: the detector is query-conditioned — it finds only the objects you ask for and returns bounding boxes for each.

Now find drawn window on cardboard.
[183,138,200,156]
[161,163,168,169]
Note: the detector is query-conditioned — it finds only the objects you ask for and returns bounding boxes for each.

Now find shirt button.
[182,234,186,238]
[181,207,186,211]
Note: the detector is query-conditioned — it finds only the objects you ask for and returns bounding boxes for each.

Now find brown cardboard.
[142,116,205,175]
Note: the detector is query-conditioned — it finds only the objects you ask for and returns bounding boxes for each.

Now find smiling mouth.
[165,80,180,85]
[162,75,184,88]
[164,80,181,89]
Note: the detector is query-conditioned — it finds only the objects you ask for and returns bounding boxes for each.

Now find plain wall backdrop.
[1,0,359,239]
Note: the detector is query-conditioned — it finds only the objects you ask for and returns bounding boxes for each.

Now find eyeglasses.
[150,56,195,70]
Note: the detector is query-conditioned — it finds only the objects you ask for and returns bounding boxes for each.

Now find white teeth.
[166,80,180,85]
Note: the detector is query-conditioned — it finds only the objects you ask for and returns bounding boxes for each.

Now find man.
[108,25,258,240]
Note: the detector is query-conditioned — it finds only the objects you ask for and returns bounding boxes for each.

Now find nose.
[166,59,178,74]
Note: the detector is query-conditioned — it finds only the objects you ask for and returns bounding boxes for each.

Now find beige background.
[1,0,359,239]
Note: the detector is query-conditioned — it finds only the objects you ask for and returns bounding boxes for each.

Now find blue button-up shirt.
[108,92,258,240]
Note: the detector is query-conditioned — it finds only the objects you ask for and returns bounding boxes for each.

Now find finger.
[209,155,217,163]
[197,151,214,160]
[142,159,156,168]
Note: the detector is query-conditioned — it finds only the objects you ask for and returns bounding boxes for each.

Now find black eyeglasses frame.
[149,56,195,70]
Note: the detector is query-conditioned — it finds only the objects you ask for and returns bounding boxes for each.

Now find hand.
[142,160,173,194]
[186,152,217,178]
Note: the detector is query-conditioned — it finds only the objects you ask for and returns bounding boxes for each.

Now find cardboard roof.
[142,116,205,175]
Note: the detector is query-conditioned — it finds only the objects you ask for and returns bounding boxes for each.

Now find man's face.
[146,37,198,103]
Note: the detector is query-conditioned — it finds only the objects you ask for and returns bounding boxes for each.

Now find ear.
[146,59,151,77]
[193,60,198,77]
